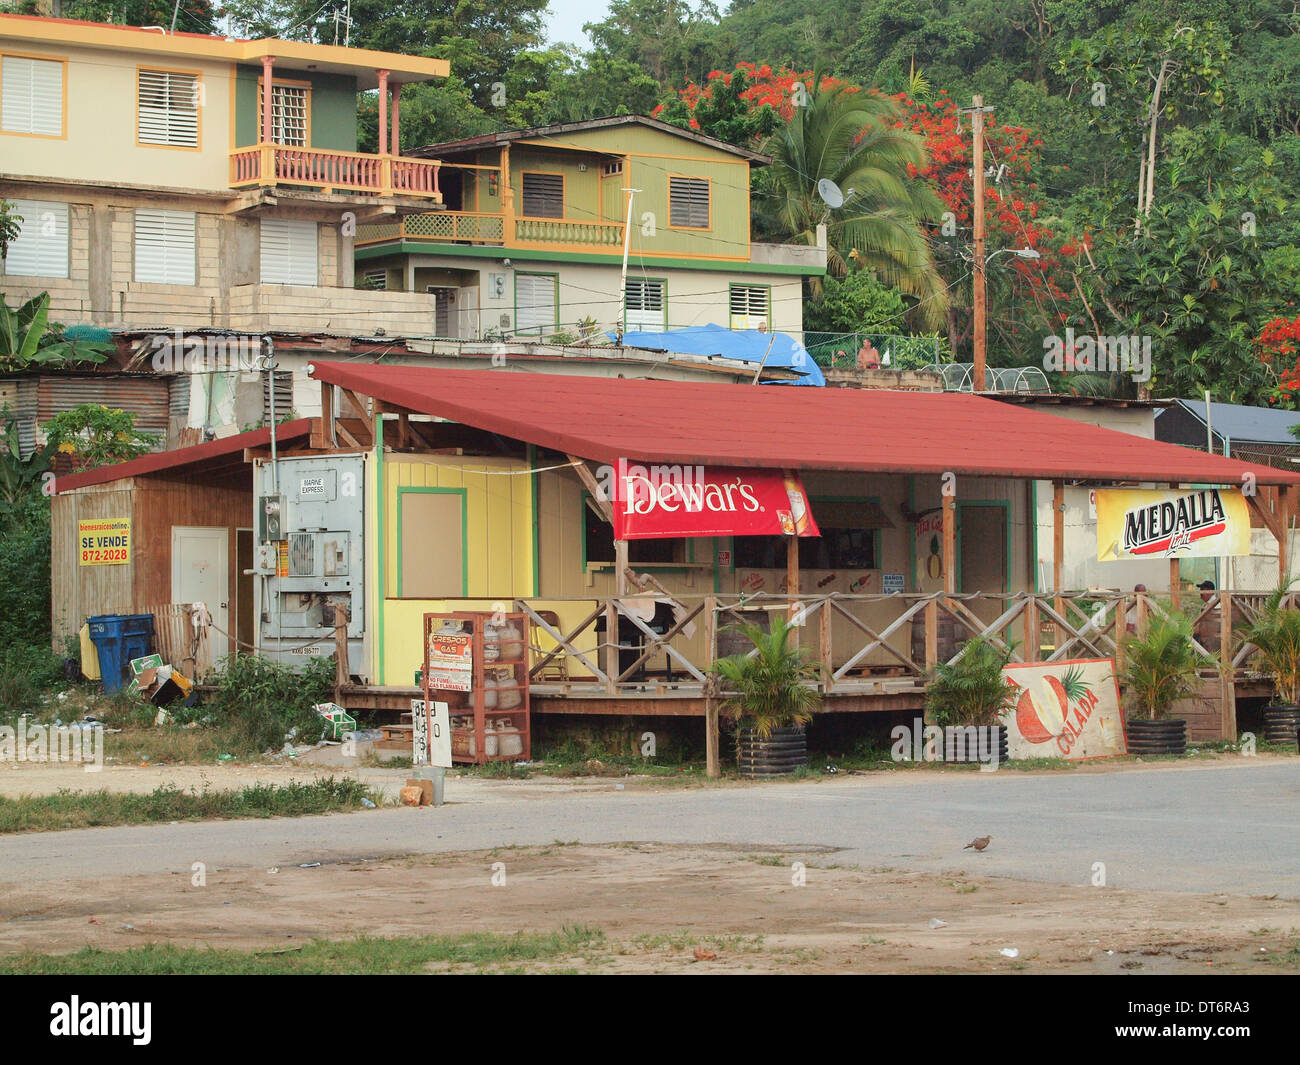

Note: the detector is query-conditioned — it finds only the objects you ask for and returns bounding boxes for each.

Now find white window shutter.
[138,69,198,147]
[625,278,665,331]
[260,219,318,286]
[2,199,68,278]
[1,56,63,136]
[669,177,710,228]
[515,274,556,335]
[729,285,769,331]
[134,209,196,285]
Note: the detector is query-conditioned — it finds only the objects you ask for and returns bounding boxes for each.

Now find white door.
[172,527,229,661]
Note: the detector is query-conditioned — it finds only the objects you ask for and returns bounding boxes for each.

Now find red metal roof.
[56,419,314,493]
[309,362,1300,486]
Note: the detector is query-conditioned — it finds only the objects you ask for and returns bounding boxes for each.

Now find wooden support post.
[1052,482,1065,646]
[924,597,938,671]
[320,381,334,448]
[1115,595,1127,676]
[397,411,410,449]
[614,540,629,596]
[820,596,833,690]
[942,493,956,595]
[1169,482,1182,609]
[1278,485,1292,581]
[703,595,719,779]
[603,598,617,695]
[1023,595,1039,663]
[1220,590,1235,741]
[786,534,800,643]
[332,600,349,705]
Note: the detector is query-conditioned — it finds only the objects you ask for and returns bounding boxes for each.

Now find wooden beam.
[703,595,719,780]
[1023,594,1039,663]
[614,539,629,596]
[786,534,800,637]
[568,455,613,523]
[1246,493,1283,545]
[320,383,334,448]
[1220,591,1235,740]
[398,412,411,449]
[1278,486,1292,581]
[1051,482,1064,593]
[943,489,957,595]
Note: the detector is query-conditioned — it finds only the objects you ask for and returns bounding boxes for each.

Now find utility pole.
[970,94,990,393]
[616,186,641,344]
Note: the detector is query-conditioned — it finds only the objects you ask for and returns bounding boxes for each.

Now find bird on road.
[964,835,992,852]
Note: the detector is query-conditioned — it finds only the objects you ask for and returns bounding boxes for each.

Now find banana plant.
[0,293,110,371]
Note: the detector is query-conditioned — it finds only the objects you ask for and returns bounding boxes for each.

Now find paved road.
[4,760,1298,896]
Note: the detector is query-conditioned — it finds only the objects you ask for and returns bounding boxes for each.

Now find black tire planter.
[736,726,807,778]
[1125,718,1187,756]
[1262,705,1300,747]
[941,725,1008,765]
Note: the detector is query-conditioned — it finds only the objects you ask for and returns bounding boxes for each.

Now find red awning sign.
[610,460,820,540]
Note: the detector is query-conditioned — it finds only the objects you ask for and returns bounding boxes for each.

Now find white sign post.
[412,697,452,805]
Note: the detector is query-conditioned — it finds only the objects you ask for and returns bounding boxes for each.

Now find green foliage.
[207,653,337,753]
[0,777,373,835]
[925,636,1017,728]
[0,642,63,721]
[803,271,908,333]
[754,83,946,324]
[0,293,110,372]
[1117,612,1210,721]
[40,404,159,473]
[0,405,52,522]
[712,618,821,739]
[1238,581,1300,705]
[0,198,21,260]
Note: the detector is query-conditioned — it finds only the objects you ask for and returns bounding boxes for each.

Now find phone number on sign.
[81,548,128,562]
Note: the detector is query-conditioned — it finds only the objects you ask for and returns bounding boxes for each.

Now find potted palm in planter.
[1238,581,1300,747]
[713,617,820,777]
[1117,612,1208,756]
[925,636,1016,764]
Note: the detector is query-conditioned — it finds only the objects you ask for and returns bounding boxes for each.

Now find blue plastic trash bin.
[86,614,156,693]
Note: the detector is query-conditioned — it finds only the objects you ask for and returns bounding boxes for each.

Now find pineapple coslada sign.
[1003,659,1126,760]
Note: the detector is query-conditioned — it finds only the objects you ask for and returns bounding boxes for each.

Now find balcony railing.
[229,144,442,201]
[353,210,624,248]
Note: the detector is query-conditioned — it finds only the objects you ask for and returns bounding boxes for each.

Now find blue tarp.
[613,324,826,386]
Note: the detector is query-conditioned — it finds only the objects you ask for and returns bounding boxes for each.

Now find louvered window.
[260,218,317,286]
[1,199,68,278]
[624,278,665,331]
[515,273,557,335]
[521,172,563,218]
[134,209,196,285]
[271,83,307,146]
[361,269,387,290]
[138,69,198,146]
[1,55,63,136]
[263,369,294,424]
[669,176,709,228]
[729,284,770,330]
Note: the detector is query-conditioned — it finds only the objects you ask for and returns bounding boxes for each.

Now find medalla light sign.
[1096,487,1251,561]
[610,459,821,540]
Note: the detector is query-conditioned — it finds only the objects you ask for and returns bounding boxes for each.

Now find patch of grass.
[999,757,1075,771]
[102,726,249,766]
[531,736,706,779]
[622,931,763,955]
[0,776,376,834]
[466,760,534,780]
[362,753,414,769]
[0,926,607,974]
[747,854,788,867]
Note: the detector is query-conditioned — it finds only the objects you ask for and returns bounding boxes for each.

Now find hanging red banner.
[610,460,820,540]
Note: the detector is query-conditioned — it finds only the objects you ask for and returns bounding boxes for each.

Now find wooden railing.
[229,144,442,200]
[488,590,1298,697]
[353,211,624,248]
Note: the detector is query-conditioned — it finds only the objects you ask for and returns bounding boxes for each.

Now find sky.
[544,0,613,47]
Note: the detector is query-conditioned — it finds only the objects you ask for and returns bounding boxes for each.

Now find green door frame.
[955,499,1011,593]
[396,486,469,597]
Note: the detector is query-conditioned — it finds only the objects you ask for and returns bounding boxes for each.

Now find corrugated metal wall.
[36,376,169,450]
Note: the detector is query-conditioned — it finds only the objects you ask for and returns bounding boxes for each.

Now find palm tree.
[755,83,947,328]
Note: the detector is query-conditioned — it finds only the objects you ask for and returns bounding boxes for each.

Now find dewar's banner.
[611,460,820,540]
[1003,658,1126,760]
[1095,486,1250,561]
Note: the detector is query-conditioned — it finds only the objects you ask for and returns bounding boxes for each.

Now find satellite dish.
[817,178,844,209]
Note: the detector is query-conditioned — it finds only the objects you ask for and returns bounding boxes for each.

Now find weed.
[0,776,375,833]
